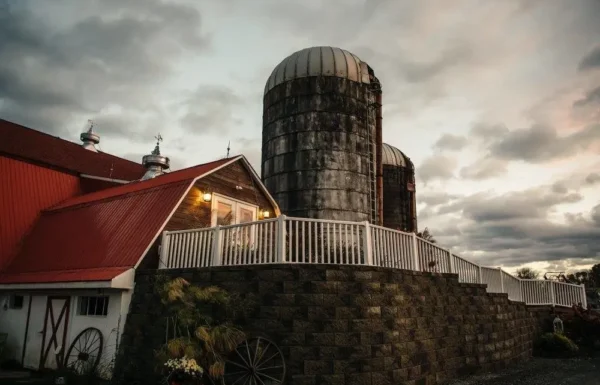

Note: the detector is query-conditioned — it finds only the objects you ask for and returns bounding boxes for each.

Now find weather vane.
[151,133,163,156]
[226,141,231,158]
[87,119,94,132]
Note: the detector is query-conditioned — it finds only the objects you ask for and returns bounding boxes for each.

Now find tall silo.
[262,46,381,223]
[382,143,417,232]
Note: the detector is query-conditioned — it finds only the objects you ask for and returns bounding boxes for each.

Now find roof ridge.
[46,179,192,214]
[47,156,241,212]
[1,119,142,166]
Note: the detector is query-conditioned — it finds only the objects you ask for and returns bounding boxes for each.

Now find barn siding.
[165,161,277,231]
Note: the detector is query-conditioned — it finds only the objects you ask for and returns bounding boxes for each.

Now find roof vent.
[80,120,100,152]
[141,134,170,180]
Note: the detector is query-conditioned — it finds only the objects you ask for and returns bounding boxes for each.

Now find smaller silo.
[382,143,417,232]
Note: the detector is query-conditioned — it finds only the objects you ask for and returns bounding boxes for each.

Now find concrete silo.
[262,46,382,223]
[382,143,417,232]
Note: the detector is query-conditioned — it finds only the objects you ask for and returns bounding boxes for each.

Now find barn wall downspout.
[374,81,384,227]
[410,166,418,232]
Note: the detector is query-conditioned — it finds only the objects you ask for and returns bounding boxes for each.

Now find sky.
[1,0,599,274]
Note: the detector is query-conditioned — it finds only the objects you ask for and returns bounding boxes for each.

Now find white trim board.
[0,269,135,291]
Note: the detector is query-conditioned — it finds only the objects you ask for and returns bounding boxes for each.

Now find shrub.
[534,332,579,358]
[154,278,246,382]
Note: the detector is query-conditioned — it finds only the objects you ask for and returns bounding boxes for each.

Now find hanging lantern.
[202,192,212,202]
[553,315,564,334]
[262,210,271,219]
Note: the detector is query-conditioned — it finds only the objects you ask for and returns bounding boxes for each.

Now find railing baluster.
[308,222,313,263]
[333,223,337,263]
[326,222,331,264]
[350,225,356,264]
[318,222,323,263]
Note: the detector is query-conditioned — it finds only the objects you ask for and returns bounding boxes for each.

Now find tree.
[417,227,436,243]
[590,264,600,288]
[517,267,539,279]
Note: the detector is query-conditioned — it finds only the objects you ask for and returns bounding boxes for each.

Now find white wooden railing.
[159,215,587,309]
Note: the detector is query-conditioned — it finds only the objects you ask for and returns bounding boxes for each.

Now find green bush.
[534,332,579,358]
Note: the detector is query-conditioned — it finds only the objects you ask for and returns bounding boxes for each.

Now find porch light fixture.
[202,192,212,202]
[262,210,270,219]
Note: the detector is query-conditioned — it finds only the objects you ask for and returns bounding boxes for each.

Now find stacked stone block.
[114,265,538,385]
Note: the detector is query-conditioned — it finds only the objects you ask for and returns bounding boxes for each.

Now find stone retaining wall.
[113,264,538,385]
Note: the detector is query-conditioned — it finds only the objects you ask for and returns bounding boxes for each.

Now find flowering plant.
[164,356,204,384]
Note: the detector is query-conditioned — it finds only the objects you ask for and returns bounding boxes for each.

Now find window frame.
[210,193,258,227]
[77,295,109,317]
[8,295,24,310]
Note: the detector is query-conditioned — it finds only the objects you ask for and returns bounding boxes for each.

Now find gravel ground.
[448,357,600,385]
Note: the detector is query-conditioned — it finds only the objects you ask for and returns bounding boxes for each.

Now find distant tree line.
[517,265,600,288]
[415,227,599,289]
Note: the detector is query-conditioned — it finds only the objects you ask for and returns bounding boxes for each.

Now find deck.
[158,215,587,309]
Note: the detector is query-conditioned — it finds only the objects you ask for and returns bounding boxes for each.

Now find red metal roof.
[0,157,237,284]
[50,157,235,211]
[0,156,82,271]
[0,119,146,180]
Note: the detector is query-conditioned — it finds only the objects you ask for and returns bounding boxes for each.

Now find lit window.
[78,296,109,316]
[211,194,258,226]
[8,295,24,309]
[216,201,234,226]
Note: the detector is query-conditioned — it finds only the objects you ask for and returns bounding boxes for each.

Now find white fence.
[159,215,587,309]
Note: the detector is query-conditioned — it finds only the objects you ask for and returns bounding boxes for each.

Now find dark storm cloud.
[592,204,600,226]
[457,189,583,223]
[432,186,600,267]
[179,86,246,135]
[433,133,468,151]
[472,123,600,163]
[469,123,509,141]
[578,46,600,71]
[0,0,209,137]
[586,173,600,185]
[573,86,600,107]
[459,158,507,180]
[416,155,456,183]
[401,44,473,83]
[417,192,460,207]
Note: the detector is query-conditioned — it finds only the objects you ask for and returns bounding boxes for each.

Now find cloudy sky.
[1,0,599,274]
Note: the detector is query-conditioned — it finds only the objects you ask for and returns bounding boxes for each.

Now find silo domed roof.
[264,46,371,94]
[382,143,412,168]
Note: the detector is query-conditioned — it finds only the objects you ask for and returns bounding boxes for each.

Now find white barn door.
[23,296,46,369]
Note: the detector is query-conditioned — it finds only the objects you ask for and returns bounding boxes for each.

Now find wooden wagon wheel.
[63,327,103,375]
[223,337,285,385]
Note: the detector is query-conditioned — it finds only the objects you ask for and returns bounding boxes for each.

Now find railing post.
[448,249,454,274]
[499,268,504,293]
[158,231,170,269]
[276,215,287,263]
[211,226,222,266]
[478,265,483,284]
[581,284,587,309]
[363,221,373,266]
[550,281,556,307]
[520,279,524,303]
[412,233,420,271]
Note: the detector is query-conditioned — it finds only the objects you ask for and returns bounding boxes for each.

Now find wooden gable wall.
[164,159,277,232]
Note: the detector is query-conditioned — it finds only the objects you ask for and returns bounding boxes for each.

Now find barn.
[0,119,279,376]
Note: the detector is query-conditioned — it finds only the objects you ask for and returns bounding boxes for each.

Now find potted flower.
[164,356,204,385]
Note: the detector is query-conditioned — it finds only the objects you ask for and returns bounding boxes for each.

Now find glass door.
[211,194,259,252]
